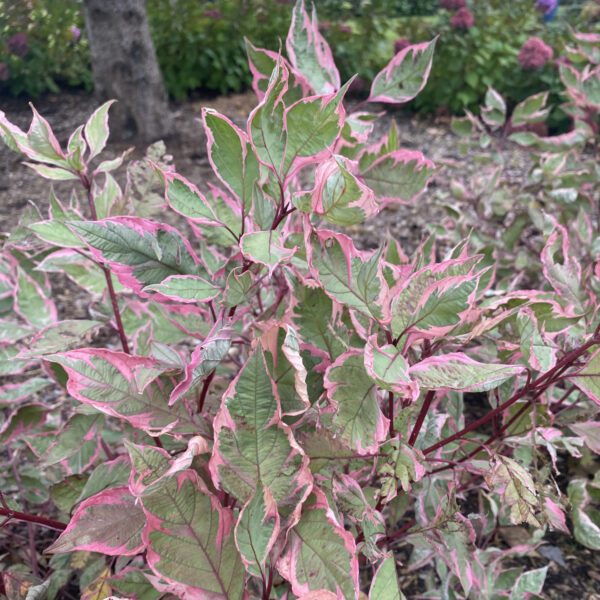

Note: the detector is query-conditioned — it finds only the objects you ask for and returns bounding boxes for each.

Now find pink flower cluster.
[7,33,28,58]
[394,38,411,53]
[450,7,475,29]
[518,37,553,70]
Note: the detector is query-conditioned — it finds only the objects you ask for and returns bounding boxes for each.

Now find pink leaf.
[47,487,146,555]
[286,0,340,94]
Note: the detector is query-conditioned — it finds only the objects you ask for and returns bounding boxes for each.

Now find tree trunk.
[83,0,172,142]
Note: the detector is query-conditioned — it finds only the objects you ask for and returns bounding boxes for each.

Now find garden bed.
[2,88,600,598]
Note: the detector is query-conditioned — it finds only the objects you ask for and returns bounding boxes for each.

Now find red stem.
[408,390,435,447]
[388,391,395,438]
[0,506,66,532]
[423,336,599,456]
[79,172,130,354]
[197,370,216,414]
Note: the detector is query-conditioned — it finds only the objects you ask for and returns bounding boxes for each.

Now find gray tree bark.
[83,0,172,142]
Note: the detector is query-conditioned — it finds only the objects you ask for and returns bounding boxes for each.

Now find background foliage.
[0,0,598,114]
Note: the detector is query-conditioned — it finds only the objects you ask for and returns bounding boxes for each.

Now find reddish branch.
[78,171,131,354]
[0,501,66,532]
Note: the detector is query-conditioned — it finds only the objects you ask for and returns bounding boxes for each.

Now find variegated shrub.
[1,3,599,599]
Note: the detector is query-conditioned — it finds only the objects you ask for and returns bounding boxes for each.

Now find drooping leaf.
[369,39,437,104]
[235,484,280,579]
[141,471,245,599]
[277,490,358,599]
[485,456,541,527]
[47,349,202,437]
[409,353,524,393]
[286,0,340,95]
[568,478,600,550]
[47,487,145,556]
[369,554,407,600]
[15,267,57,329]
[324,351,388,454]
[210,349,312,520]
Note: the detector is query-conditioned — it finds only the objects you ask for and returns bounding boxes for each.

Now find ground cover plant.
[0,1,600,598]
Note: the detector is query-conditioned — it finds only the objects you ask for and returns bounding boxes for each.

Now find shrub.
[0,0,90,97]
[407,0,574,115]
[0,2,599,598]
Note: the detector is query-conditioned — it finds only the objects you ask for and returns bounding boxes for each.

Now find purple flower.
[450,7,475,29]
[70,25,81,42]
[440,0,466,9]
[536,0,557,15]
[204,8,222,19]
[7,33,28,58]
[0,62,9,82]
[518,37,553,70]
[394,38,411,53]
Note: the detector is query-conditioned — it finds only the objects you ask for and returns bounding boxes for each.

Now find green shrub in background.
[0,0,596,119]
[0,0,91,97]
[405,0,588,116]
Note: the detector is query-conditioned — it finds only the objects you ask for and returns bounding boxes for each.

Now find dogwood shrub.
[0,2,599,598]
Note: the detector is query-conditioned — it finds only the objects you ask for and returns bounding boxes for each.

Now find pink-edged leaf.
[364,335,418,400]
[282,82,350,177]
[69,217,202,296]
[286,0,340,94]
[143,274,220,303]
[36,249,112,295]
[324,350,388,455]
[312,155,378,226]
[409,353,524,393]
[297,592,338,600]
[332,474,385,562]
[245,39,311,102]
[511,92,550,127]
[541,223,584,312]
[202,107,260,210]
[516,307,557,372]
[379,440,426,502]
[368,39,437,104]
[0,378,51,406]
[240,230,296,272]
[46,487,145,555]
[210,349,313,524]
[573,349,600,407]
[47,349,204,437]
[235,484,280,578]
[170,326,233,405]
[277,489,359,599]
[0,403,48,444]
[509,119,592,152]
[84,100,115,160]
[18,319,102,359]
[544,497,569,534]
[369,554,406,600]
[569,421,600,453]
[248,60,288,175]
[141,470,245,599]
[15,267,57,329]
[260,324,311,416]
[307,229,386,320]
[0,104,66,166]
[360,150,435,204]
